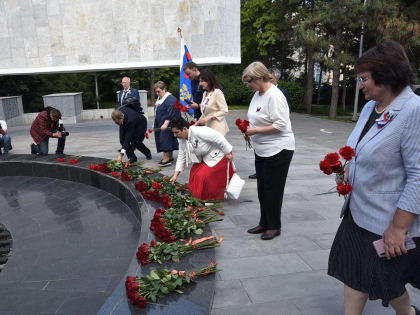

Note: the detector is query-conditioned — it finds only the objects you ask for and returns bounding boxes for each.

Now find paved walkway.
[6,110,420,314]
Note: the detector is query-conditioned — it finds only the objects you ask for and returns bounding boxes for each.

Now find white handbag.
[224,161,245,200]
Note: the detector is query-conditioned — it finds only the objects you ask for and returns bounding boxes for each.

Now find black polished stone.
[0,155,216,314]
[0,176,140,314]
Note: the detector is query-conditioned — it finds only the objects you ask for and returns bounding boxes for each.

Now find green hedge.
[216,70,304,111]
[215,71,254,106]
[277,80,304,111]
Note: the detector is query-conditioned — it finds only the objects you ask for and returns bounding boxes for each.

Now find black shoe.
[158,160,172,167]
[8,144,12,151]
[413,305,420,315]
[247,226,266,234]
[146,154,152,160]
[30,143,36,154]
[248,173,257,179]
[261,230,280,240]
[160,158,174,163]
[129,157,138,163]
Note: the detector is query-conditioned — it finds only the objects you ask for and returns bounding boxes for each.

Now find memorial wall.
[0,0,240,75]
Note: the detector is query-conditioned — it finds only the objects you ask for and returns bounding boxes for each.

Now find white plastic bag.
[224,161,245,199]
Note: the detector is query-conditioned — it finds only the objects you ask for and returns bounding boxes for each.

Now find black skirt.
[328,209,420,307]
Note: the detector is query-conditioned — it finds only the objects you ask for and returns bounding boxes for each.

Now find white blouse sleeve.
[268,91,290,131]
[175,139,187,172]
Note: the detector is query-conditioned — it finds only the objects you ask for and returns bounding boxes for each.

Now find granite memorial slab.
[0,155,216,314]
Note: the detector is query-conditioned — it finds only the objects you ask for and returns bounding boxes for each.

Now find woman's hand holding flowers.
[245,128,258,136]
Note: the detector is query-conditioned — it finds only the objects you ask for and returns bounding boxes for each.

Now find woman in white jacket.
[169,117,234,200]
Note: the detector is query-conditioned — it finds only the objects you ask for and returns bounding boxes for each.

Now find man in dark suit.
[112,97,151,164]
[117,77,140,107]
[184,62,204,120]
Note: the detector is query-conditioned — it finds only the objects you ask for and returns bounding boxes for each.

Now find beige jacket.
[200,89,229,136]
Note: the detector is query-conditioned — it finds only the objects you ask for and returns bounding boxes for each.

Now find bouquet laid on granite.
[319,146,355,197]
[136,177,204,209]
[235,118,252,149]
[125,261,220,307]
[90,161,160,179]
[89,162,111,173]
[56,156,81,164]
[107,160,143,171]
[149,207,223,243]
[136,235,223,265]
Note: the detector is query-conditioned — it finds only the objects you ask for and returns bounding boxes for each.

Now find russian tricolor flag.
[179,38,194,115]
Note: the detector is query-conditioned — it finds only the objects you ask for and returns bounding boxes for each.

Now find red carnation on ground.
[150,240,156,247]
[144,132,149,139]
[135,181,149,192]
[160,193,172,208]
[69,158,78,164]
[121,170,132,181]
[339,146,355,161]
[148,128,153,133]
[152,181,163,190]
[111,171,120,178]
[57,157,66,162]
[336,183,352,196]
[136,243,149,265]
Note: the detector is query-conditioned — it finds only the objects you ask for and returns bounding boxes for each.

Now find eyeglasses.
[244,78,255,84]
[356,77,369,84]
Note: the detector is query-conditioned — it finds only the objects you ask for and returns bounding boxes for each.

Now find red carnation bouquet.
[125,261,220,307]
[235,118,252,150]
[319,146,355,197]
[174,99,189,113]
[136,236,223,265]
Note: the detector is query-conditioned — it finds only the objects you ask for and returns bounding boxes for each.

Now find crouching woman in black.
[112,97,152,164]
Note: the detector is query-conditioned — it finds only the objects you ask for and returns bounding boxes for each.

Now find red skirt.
[189,158,234,200]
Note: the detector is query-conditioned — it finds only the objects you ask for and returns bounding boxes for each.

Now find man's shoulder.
[37,110,48,118]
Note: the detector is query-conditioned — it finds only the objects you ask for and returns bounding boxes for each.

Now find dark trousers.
[34,134,66,155]
[255,149,293,230]
[125,137,151,162]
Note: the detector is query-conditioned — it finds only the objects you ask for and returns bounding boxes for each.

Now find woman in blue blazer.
[328,41,420,315]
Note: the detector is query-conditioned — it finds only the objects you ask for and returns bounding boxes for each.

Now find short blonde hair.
[242,61,271,83]
[154,81,167,91]
[111,110,124,123]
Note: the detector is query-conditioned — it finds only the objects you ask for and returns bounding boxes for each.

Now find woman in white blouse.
[169,117,234,201]
[242,61,295,240]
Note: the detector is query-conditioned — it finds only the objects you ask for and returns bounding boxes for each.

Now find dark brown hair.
[169,117,190,130]
[184,61,198,71]
[199,69,222,91]
[355,40,414,94]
